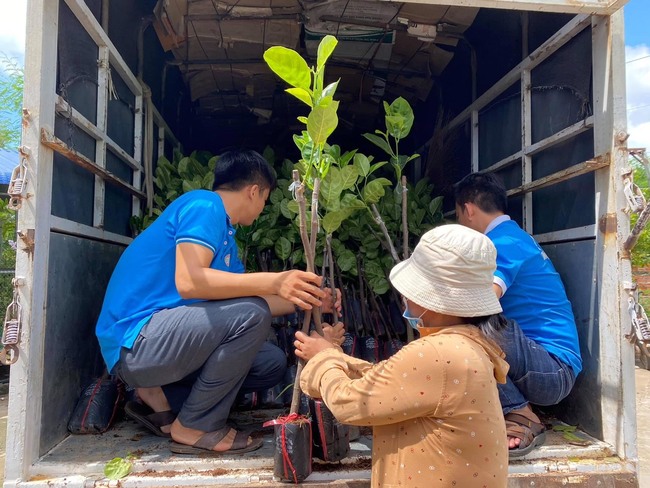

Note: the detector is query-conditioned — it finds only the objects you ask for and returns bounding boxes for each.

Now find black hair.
[453,173,508,214]
[463,313,508,340]
[212,150,277,192]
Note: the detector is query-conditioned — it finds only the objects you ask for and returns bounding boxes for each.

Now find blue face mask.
[402,307,426,330]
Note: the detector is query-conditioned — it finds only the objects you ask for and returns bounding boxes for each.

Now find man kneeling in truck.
[454,173,583,458]
[95,150,342,455]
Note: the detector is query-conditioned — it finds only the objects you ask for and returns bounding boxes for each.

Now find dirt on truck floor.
[0,370,649,484]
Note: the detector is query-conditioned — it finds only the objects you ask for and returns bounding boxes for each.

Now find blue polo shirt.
[487,217,582,376]
[96,190,244,372]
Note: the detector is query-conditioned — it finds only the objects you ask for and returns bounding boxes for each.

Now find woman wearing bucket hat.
[296,224,509,488]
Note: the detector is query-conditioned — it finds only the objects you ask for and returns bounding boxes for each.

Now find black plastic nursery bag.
[68,376,123,434]
[264,413,313,483]
[310,399,350,462]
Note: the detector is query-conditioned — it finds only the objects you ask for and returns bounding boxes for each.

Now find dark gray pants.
[117,297,285,432]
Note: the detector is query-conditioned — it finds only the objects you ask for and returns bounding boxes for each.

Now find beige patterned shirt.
[300,325,509,488]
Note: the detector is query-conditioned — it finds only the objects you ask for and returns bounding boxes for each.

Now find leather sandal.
[170,426,263,456]
[124,401,175,438]
[505,411,546,459]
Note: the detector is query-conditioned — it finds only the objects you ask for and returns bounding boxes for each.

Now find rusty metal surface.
[508,471,638,487]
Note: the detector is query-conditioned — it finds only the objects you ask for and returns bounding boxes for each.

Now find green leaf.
[287,200,299,214]
[340,193,365,210]
[369,277,390,295]
[362,132,393,157]
[340,150,357,166]
[182,180,194,193]
[340,165,359,190]
[321,167,343,209]
[307,101,339,145]
[404,153,420,165]
[320,80,339,104]
[297,116,308,124]
[280,199,293,219]
[385,97,415,139]
[104,457,132,480]
[362,178,392,204]
[337,249,356,272]
[429,196,443,216]
[275,236,292,261]
[552,424,577,433]
[385,115,405,140]
[317,35,338,70]
[177,157,191,178]
[208,156,218,171]
[322,211,344,234]
[286,87,313,107]
[263,46,312,90]
[369,161,388,175]
[353,153,371,177]
[202,172,214,189]
[270,188,284,205]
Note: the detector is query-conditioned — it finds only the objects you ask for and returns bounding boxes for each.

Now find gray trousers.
[117,297,286,432]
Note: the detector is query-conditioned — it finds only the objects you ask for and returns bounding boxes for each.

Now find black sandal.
[124,401,175,438]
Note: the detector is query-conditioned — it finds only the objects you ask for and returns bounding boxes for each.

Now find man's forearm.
[260,295,296,317]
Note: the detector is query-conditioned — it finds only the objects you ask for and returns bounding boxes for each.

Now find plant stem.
[310,178,323,336]
[326,234,339,323]
[293,170,314,268]
[370,203,400,264]
[401,175,409,261]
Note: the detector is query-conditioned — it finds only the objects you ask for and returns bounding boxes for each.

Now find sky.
[0,0,648,150]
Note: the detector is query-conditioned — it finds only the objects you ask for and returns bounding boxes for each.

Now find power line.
[627,55,650,64]
[629,103,650,112]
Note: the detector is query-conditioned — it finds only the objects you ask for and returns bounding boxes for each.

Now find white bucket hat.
[389,224,502,317]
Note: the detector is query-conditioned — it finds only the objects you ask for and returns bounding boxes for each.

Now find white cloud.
[626,44,650,151]
[0,1,27,63]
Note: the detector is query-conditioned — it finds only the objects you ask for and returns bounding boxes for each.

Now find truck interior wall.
[543,241,601,438]
[40,0,612,458]
[52,120,95,227]
[40,234,124,455]
[107,0,189,145]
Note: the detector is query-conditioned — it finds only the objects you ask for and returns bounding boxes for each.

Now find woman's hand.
[321,288,342,315]
[295,331,336,361]
[322,322,345,346]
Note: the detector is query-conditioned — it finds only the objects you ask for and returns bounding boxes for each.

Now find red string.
[263,414,309,484]
[80,378,103,431]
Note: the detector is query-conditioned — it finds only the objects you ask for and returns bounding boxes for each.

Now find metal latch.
[1,277,23,365]
[7,146,29,210]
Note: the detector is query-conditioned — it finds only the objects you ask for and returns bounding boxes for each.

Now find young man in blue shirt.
[454,172,582,458]
[96,150,342,455]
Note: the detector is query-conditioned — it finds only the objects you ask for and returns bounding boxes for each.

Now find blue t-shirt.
[487,218,582,376]
[95,190,244,372]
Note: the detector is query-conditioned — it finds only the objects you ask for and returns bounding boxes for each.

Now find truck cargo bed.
[27,409,635,487]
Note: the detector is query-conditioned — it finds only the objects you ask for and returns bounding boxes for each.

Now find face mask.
[402,307,426,330]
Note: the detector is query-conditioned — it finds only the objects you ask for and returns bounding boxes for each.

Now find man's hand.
[295,330,336,361]
[275,270,325,310]
[321,288,342,315]
[322,322,345,346]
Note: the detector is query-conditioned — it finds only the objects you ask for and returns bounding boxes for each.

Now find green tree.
[0,55,24,150]
[631,158,650,268]
[0,55,22,313]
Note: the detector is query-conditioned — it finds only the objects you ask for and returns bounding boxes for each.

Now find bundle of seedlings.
[262,34,351,482]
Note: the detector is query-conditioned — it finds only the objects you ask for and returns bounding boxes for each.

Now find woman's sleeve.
[300,342,445,426]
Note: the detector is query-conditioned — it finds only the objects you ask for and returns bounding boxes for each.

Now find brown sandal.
[124,401,175,438]
[170,427,263,456]
[505,411,546,458]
